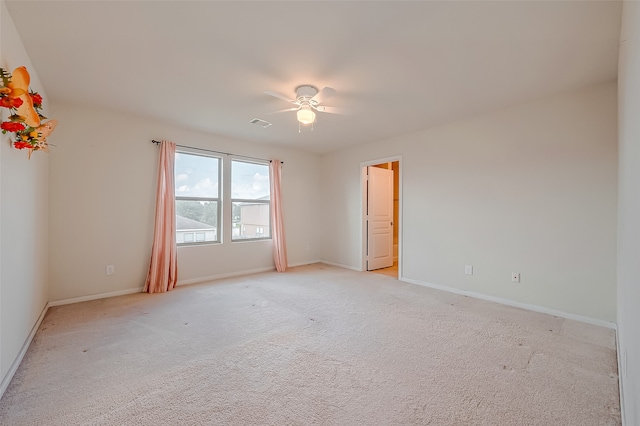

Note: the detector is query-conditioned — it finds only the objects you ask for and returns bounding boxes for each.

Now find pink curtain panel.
[145,140,178,293]
[270,160,288,272]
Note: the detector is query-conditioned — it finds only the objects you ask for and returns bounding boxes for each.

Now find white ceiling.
[5,1,622,154]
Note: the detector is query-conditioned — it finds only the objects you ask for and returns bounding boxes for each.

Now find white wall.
[0,0,49,384]
[320,82,618,322]
[48,102,321,301]
[617,2,640,423]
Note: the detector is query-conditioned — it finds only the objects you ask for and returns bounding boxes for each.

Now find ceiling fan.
[264,85,346,128]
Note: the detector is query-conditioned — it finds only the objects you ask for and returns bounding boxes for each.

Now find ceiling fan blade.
[315,105,350,115]
[266,107,300,114]
[311,87,336,104]
[264,90,296,104]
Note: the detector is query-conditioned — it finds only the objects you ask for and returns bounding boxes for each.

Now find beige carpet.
[0,264,620,425]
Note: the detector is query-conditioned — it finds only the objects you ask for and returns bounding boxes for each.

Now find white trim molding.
[288,260,323,268]
[49,288,143,307]
[320,260,363,272]
[617,331,626,426]
[176,266,276,286]
[400,276,617,329]
[49,262,317,305]
[0,302,49,399]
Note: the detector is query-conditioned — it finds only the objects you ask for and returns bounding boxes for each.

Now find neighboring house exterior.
[176,215,216,244]
[233,195,270,239]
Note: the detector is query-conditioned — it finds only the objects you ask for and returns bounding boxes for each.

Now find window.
[174,152,221,245]
[231,160,271,241]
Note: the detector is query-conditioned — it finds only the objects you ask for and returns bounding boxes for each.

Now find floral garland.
[0,66,57,159]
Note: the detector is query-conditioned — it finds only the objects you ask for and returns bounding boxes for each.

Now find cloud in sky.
[192,177,218,197]
[174,154,269,199]
[232,172,269,199]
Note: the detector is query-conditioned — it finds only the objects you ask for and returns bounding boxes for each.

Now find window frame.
[230,158,272,242]
[174,150,222,246]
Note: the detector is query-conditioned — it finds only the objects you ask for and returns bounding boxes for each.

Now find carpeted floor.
[0,264,620,425]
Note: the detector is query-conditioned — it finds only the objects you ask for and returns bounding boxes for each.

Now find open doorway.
[361,158,401,279]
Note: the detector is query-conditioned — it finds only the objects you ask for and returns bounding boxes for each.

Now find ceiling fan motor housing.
[264,85,341,124]
[295,85,319,104]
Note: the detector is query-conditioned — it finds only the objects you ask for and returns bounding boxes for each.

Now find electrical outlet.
[465,265,473,275]
[511,272,520,283]
[106,265,115,275]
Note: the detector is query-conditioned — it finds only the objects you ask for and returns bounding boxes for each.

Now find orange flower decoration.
[13,141,32,150]
[1,66,57,159]
[0,96,23,109]
[36,119,58,141]
[1,122,25,132]
[7,67,40,128]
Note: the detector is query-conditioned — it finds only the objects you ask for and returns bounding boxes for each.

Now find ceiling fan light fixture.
[265,85,340,128]
[297,106,316,125]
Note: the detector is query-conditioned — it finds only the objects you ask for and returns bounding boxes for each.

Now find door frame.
[361,155,402,277]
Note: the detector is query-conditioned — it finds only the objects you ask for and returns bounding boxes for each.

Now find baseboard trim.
[617,331,627,426]
[400,277,617,329]
[0,301,50,399]
[48,288,143,307]
[49,263,321,304]
[178,261,326,285]
[320,260,363,272]
[176,266,276,286]
[288,260,322,268]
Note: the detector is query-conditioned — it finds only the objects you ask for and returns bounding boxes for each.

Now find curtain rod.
[151,140,283,164]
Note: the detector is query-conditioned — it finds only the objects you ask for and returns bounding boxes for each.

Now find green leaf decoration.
[9,114,26,122]
[0,68,11,88]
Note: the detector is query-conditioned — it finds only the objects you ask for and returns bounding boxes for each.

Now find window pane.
[176,200,218,243]
[232,202,270,240]
[175,153,219,198]
[231,161,270,200]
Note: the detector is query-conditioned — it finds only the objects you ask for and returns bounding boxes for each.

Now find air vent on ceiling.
[249,118,272,128]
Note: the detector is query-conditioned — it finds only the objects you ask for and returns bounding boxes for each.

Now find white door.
[367,166,394,270]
